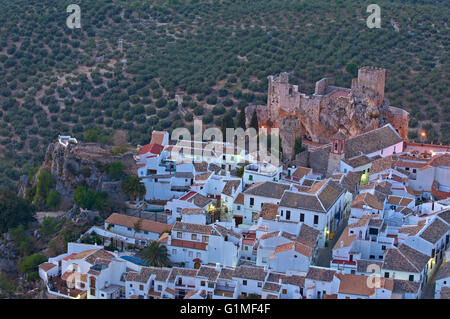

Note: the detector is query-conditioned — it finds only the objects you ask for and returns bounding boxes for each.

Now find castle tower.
[354,66,386,107]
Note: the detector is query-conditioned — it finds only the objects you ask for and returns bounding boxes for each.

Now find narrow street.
[314,217,348,268]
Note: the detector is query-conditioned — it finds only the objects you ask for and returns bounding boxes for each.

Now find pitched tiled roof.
[244,181,290,199]
[180,208,203,215]
[342,155,372,168]
[356,260,383,273]
[234,193,244,204]
[298,223,320,247]
[170,239,208,251]
[387,195,414,207]
[195,172,213,181]
[343,124,403,159]
[306,267,336,282]
[262,282,281,292]
[436,262,450,281]
[126,267,170,283]
[351,192,384,211]
[197,266,220,281]
[383,244,428,273]
[172,222,214,235]
[139,143,164,155]
[336,273,393,296]
[39,262,56,272]
[259,203,279,220]
[438,209,450,224]
[316,180,345,211]
[168,267,199,282]
[193,161,209,172]
[222,180,241,196]
[393,279,420,294]
[428,154,450,168]
[150,131,166,146]
[292,166,312,179]
[106,213,172,234]
[419,218,449,244]
[233,266,266,281]
[280,191,324,212]
[187,193,212,208]
[219,267,235,280]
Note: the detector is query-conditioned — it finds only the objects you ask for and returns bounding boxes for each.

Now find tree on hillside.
[249,109,259,131]
[238,106,246,130]
[121,175,145,202]
[108,162,125,180]
[294,137,305,155]
[74,185,96,210]
[221,112,234,141]
[0,189,35,233]
[140,241,170,267]
[346,63,358,77]
[133,219,142,237]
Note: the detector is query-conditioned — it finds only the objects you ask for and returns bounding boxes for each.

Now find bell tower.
[327,129,346,176]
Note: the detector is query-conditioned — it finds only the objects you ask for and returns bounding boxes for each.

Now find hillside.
[0,0,448,190]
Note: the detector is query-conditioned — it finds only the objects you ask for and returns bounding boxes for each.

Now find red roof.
[63,253,78,261]
[170,239,207,251]
[179,191,197,201]
[139,143,164,155]
[331,259,357,266]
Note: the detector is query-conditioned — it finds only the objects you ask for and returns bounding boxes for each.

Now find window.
[405,167,410,171]
[413,169,417,173]
[249,175,253,181]
[237,205,241,210]
[409,275,414,281]
[257,282,262,288]
[201,281,206,286]
[139,284,144,291]
[177,232,182,238]
[202,236,209,243]
[300,213,304,222]
[196,252,201,258]
[144,231,148,235]
[172,249,177,255]
[191,234,197,240]
[286,210,291,220]
[188,251,193,257]
[313,215,319,225]
[250,198,254,206]
[262,257,267,263]
[243,280,247,286]
[158,285,162,291]
[127,227,132,231]
[384,272,389,278]
[382,245,386,250]
[244,246,248,251]
[282,289,287,295]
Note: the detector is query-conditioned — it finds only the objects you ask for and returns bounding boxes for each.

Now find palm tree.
[140,241,170,267]
[133,219,142,237]
[121,175,146,202]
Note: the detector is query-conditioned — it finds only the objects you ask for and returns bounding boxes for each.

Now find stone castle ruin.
[247,66,409,160]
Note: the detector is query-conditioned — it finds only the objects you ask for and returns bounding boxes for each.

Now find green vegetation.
[121,175,145,202]
[140,241,170,267]
[19,253,48,280]
[108,162,125,180]
[294,137,305,155]
[0,189,35,233]
[0,0,447,191]
[74,185,110,212]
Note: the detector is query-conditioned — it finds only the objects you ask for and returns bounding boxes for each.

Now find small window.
[384,272,389,278]
[257,282,262,288]
[382,245,386,250]
[249,175,253,181]
[144,231,148,235]
[282,289,287,294]
[244,246,248,251]
[201,281,206,286]
[409,275,414,281]
[177,232,182,238]
[286,210,291,220]
[237,206,240,210]
[313,215,319,225]
[139,284,144,291]
[300,213,304,222]
[250,198,254,206]
[127,227,132,231]
[243,280,247,286]
[202,236,209,243]
[172,249,177,255]
[191,234,197,240]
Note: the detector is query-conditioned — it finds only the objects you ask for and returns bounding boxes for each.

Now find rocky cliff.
[20,141,139,210]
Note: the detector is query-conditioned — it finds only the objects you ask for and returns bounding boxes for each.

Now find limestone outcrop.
[250,67,409,160]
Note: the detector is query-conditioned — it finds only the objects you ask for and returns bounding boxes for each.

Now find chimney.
[215,263,221,271]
